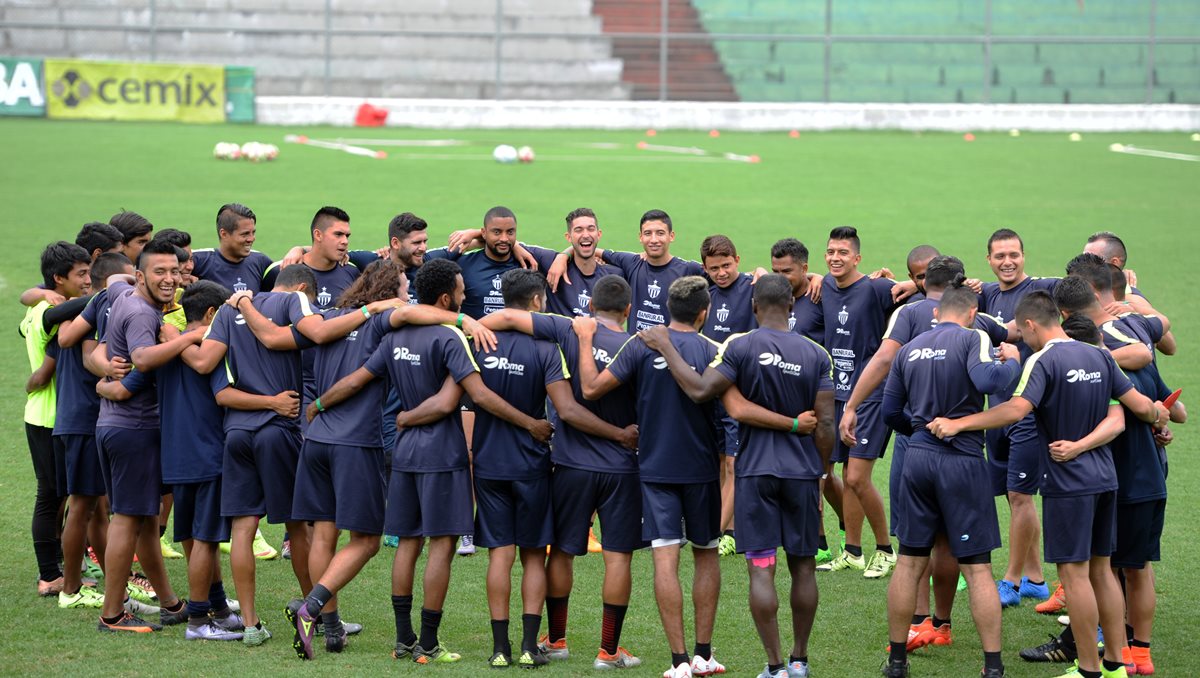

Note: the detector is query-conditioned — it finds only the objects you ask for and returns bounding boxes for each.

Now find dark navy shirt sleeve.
[441,328,480,383]
[881,358,913,435]
[605,336,643,385]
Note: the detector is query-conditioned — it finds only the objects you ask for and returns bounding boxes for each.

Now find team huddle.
[18,203,1183,678]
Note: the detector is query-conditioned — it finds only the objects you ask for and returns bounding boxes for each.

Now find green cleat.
[717,534,737,557]
[864,550,897,579]
[59,587,104,609]
[817,550,864,572]
[243,623,272,647]
[413,644,462,664]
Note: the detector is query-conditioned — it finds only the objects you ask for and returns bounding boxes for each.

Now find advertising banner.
[45,59,225,123]
[0,57,46,116]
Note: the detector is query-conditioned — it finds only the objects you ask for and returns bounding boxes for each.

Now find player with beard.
[190,203,275,294]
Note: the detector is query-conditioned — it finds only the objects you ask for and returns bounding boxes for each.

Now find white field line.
[1111,145,1200,162]
[323,138,467,147]
[384,153,722,162]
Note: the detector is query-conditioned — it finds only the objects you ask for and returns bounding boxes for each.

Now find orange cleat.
[1035,583,1067,614]
[587,528,603,553]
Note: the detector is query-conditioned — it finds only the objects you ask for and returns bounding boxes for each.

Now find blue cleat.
[1019,577,1050,600]
[997,579,1021,608]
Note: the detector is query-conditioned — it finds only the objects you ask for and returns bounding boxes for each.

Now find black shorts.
[385,469,473,538]
[551,466,645,555]
[474,476,553,549]
[1005,413,1043,496]
[640,480,721,546]
[895,445,1001,559]
[734,476,820,557]
[57,433,105,497]
[833,400,892,463]
[714,402,740,457]
[221,422,302,523]
[173,479,230,543]
[1043,491,1117,564]
[96,426,162,517]
[1112,499,1165,569]
[292,440,386,535]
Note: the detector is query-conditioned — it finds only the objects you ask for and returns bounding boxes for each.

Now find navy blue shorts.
[889,433,910,535]
[985,425,1011,496]
[1112,499,1165,569]
[1005,413,1042,496]
[221,422,301,523]
[96,426,162,517]
[1043,491,1117,564]
[551,466,645,555]
[293,440,386,535]
[895,445,1001,559]
[714,403,740,457]
[735,475,820,557]
[56,433,105,497]
[833,400,892,463]
[173,479,230,543]
[474,476,553,549]
[385,469,473,538]
[641,480,721,546]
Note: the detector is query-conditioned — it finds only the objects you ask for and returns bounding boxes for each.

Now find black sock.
[671,652,689,668]
[790,656,807,665]
[491,619,510,655]
[768,663,786,674]
[723,529,734,537]
[932,616,951,628]
[984,651,1003,671]
[694,642,711,660]
[845,544,863,558]
[838,520,845,532]
[101,613,123,625]
[521,613,541,654]
[889,641,907,664]
[208,581,229,614]
[1102,659,1124,672]
[545,595,569,642]
[418,608,442,650]
[159,525,167,538]
[1027,579,1045,586]
[254,622,263,630]
[187,600,210,621]
[392,594,416,645]
[876,543,894,555]
[304,583,333,617]
[911,614,929,626]
[1131,638,1151,648]
[818,535,829,551]
[1078,670,1100,678]
[321,610,341,628]
[1125,624,1135,645]
[163,600,184,614]
[600,603,628,654]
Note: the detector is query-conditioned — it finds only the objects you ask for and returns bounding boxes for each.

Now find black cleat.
[881,659,909,677]
[1019,634,1075,663]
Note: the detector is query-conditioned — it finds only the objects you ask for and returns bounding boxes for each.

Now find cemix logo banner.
[45,59,225,123]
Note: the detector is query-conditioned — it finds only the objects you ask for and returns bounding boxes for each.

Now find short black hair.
[1087,231,1127,267]
[828,226,860,253]
[639,209,672,231]
[937,285,979,316]
[591,275,631,313]
[564,207,596,228]
[1015,290,1059,328]
[924,255,967,292]
[109,210,153,243]
[1065,253,1111,293]
[41,241,91,289]
[987,228,1023,255]
[152,228,191,250]
[217,203,256,236]
[135,237,182,272]
[907,245,940,269]
[501,268,547,310]
[180,280,231,323]
[700,234,737,261]
[413,258,462,306]
[770,238,809,264]
[666,276,709,324]
[75,221,124,255]
[388,212,428,242]
[311,206,350,236]
[90,252,132,287]
[1052,275,1098,315]
[1110,265,1127,301]
[483,206,516,226]
[275,264,316,292]
[1062,314,1102,346]
[751,274,793,311]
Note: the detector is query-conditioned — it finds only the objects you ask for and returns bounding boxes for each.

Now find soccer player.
[819,226,898,578]
[929,291,1166,678]
[572,276,725,678]
[263,206,361,310]
[18,221,124,307]
[1083,231,1144,298]
[190,203,275,293]
[641,273,836,678]
[312,258,553,664]
[109,209,154,262]
[529,207,623,318]
[878,284,1021,678]
[95,238,199,631]
[479,274,644,670]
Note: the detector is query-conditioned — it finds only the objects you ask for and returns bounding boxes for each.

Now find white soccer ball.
[264,144,279,161]
[517,145,535,163]
[214,142,239,159]
[1109,143,1125,152]
[493,144,518,164]
[1068,132,1082,142]
[241,141,264,162]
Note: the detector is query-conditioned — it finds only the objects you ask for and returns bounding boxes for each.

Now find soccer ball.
[263,144,279,161]
[517,145,535,163]
[241,141,265,162]
[493,144,518,164]
[213,142,240,160]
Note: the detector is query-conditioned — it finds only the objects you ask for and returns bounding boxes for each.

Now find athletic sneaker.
[863,551,897,579]
[160,534,184,559]
[1130,645,1154,675]
[160,603,189,626]
[911,622,952,649]
[457,534,476,556]
[1058,615,1071,626]
[881,658,908,677]
[518,649,549,669]
[819,550,865,572]
[82,555,103,580]
[392,639,418,660]
[127,574,157,603]
[223,598,241,613]
[250,530,277,559]
[1019,634,1076,663]
[1100,663,1129,678]
[981,668,1005,678]
[325,624,348,653]
[997,579,1021,608]
[903,618,932,651]
[814,548,833,566]
[316,620,362,636]
[412,644,462,664]
[185,620,243,641]
[1037,583,1068,614]
[286,600,317,660]
[717,535,736,557]
[662,662,692,678]
[1019,577,1050,600]
[594,647,641,670]
[59,587,104,609]
[383,534,399,548]
[588,528,604,553]
[691,654,726,676]
[1050,661,1083,677]
[37,576,64,597]
[537,635,570,660]
[281,538,292,560]
[787,660,809,678]
[957,574,968,592]
[98,613,161,633]
[212,611,245,631]
[243,623,272,646]
[757,667,787,678]
[124,596,159,617]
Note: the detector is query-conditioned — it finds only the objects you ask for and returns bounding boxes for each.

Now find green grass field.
[0,118,1197,677]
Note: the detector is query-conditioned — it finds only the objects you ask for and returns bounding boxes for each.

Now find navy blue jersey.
[470,331,566,480]
[79,288,110,342]
[1112,367,1167,504]
[364,323,478,472]
[96,280,161,429]
[305,308,395,448]
[603,251,705,332]
[204,291,315,432]
[51,341,99,436]
[789,293,824,344]
[882,323,1020,456]
[529,249,623,318]
[709,328,833,479]
[884,298,1009,348]
[157,351,226,483]
[702,274,757,343]
[607,329,720,483]
[425,247,518,319]
[531,313,638,474]
[981,276,1060,369]
[1012,339,1133,497]
[821,275,897,402]
[1103,314,1162,357]
[190,249,274,294]
[261,260,361,311]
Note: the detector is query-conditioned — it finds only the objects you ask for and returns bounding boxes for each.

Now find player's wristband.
[315,397,325,413]
[791,417,800,434]
[456,313,465,329]
[361,306,371,318]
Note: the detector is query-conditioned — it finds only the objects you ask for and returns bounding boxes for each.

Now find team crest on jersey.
[578,290,591,310]
[788,313,796,331]
[234,313,246,326]
[838,305,849,325]
[491,275,502,291]
[648,280,661,299]
[317,286,332,306]
[233,277,247,292]
[716,303,730,323]
[652,356,668,370]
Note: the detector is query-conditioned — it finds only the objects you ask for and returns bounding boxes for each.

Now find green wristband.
[315,397,325,413]
[361,306,371,318]
[791,417,800,434]
[456,313,465,329]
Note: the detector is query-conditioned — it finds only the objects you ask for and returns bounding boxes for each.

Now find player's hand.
[105,356,132,380]
[572,316,597,340]
[305,402,319,423]
[892,280,918,303]
[365,299,402,315]
[868,268,894,280]
[638,325,670,353]
[997,342,1021,363]
[272,390,301,418]
[447,229,480,253]
[1153,401,1169,430]
[395,411,408,431]
[1124,268,1138,288]
[838,408,858,446]
[159,323,181,343]
[1103,301,1129,317]
[546,251,571,292]
[374,247,389,260]
[280,246,306,269]
[95,379,125,401]
[964,278,983,294]
[1154,425,1173,447]
[464,318,498,353]
[795,410,818,435]
[618,424,639,450]
[749,267,769,284]
[40,289,68,306]
[227,290,254,309]
[1048,439,1085,462]
[927,417,960,439]
[513,243,538,271]
[806,273,824,303]
[527,419,555,443]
